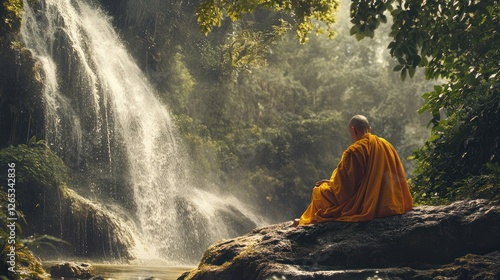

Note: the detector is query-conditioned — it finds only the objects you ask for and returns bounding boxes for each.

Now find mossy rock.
[13,247,48,280]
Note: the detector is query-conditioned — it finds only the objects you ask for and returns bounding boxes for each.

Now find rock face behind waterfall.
[18,180,136,260]
[179,200,500,279]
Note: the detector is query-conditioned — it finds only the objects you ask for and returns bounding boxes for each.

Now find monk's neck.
[354,132,371,142]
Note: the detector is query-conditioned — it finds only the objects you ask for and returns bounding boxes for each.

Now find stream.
[44,262,194,280]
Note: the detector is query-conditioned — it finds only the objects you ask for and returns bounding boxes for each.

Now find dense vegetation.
[0,137,72,279]
[192,0,500,206]
[96,0,438,220]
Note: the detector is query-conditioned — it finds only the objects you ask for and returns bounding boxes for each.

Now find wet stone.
[50,262,95,278]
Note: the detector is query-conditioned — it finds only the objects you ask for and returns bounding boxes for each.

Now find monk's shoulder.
[345,135,371,156]
[374,135,396,150]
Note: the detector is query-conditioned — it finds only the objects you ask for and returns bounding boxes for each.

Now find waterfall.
[20,0,264,264]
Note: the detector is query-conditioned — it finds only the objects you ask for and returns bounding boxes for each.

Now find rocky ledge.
[179,199,500,279]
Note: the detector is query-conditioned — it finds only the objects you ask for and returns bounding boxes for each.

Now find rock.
[13,245,49,280]
[50,262,95,278]
[433,251,500,279]
[179,199,500,280]
[17,183,137,260]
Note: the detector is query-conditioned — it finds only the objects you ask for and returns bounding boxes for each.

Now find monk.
[293,115,413,226]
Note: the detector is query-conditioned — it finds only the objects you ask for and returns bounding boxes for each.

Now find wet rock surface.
[179,199,500,279]
[50,262,95,278]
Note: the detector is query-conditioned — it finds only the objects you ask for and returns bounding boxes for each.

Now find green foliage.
[174,18,433,217]
[192,0,499,206]
[0,191,47,279]
[222,21,290,75]
[215,113,350,215]
[349,0,387,40]
[196,0,340,43]
[401,1,499,203]
[411,89,500,204]
[0,137,69,188]
[0,137,70,278]
[157,49,196,116]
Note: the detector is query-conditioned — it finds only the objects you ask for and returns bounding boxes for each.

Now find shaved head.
[349,115,371,133]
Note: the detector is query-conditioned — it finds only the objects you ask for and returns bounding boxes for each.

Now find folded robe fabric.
[299,133,413,225]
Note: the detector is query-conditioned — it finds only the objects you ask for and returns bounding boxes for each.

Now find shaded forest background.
[96,0,434,221]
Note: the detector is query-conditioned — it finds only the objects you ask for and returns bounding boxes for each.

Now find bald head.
[349,115,371,141]
[349,115,370,132]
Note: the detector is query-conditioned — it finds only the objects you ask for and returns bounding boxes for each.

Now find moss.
[1,0,45,148]
[12,247,47,279]
[0,142,63,278]
[0,139,134,261]
[0,0,23,39]
[0,138,69,189]
[0,190,48,279]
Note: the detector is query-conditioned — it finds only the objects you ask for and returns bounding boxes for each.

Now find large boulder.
[179,199,500,279]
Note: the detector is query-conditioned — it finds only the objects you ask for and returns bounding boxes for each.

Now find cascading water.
[20,0,264,263]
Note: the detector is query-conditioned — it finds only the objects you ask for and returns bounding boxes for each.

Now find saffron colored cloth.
[299,133,413,225]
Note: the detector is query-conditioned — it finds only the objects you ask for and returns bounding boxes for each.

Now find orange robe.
[299,133,413,225]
